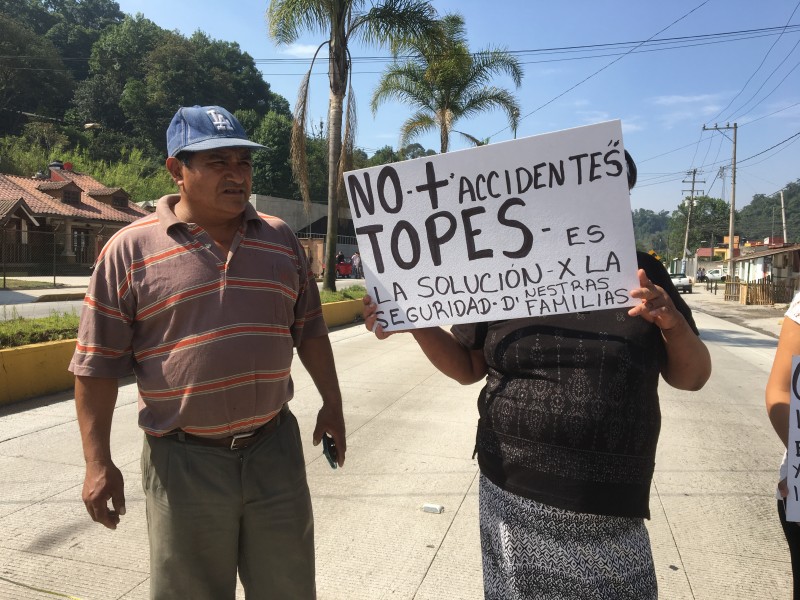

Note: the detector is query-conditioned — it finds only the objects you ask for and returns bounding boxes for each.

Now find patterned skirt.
[479,475,657,600]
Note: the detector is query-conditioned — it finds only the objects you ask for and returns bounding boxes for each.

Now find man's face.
[174,148,254,221]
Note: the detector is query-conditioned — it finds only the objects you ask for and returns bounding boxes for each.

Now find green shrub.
[0,310,80,348]
[0,287,368,348]
[318,285,366,304]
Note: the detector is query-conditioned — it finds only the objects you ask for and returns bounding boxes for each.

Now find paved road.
[0,289,792,599]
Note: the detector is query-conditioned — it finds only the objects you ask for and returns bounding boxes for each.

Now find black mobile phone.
[322,434,338,469]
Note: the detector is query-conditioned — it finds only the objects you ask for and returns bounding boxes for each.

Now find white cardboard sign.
[787,355,800,521]
[344,120,639,331]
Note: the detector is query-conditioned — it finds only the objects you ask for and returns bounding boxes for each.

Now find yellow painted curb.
[0,340,76,406]
[0,299,365,406]
[321,298,364,328]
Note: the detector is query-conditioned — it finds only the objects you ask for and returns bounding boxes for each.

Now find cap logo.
[206,109,234,132]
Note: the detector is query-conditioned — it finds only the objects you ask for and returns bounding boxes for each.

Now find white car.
[706,268,728,282]
[669,273,692,294]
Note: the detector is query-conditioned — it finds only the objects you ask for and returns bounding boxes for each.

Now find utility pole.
[781,190,788,242]
[681,168,704,273]
[703,122,737,282]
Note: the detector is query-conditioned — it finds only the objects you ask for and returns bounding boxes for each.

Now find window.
[112,194,127,208]
[63,189,79,204]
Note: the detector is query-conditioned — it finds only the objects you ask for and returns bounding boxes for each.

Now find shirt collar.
[156,194,262,233]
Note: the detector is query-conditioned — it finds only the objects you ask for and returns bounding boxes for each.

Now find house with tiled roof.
[0,161,149,273]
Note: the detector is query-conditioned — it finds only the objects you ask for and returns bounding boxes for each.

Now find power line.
[738,129,800,164]
[4,24,798,65]
[486,0,712,139]
[709,0,800,124]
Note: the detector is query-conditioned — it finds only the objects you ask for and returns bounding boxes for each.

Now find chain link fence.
[1,227,104,286]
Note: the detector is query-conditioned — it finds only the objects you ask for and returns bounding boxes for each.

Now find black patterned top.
[451,252,697,519]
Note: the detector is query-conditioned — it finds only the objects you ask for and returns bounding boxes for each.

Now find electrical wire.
[485,0,712,140]
[708,0,800,124]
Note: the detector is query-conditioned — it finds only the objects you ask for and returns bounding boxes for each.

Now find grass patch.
[319,285,367,304]
[0,309,80,348]
[1,279,56,290]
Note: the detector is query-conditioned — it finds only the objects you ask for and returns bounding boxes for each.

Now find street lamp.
[511,108,519,139]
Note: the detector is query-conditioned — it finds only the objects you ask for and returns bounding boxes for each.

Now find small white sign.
[344,120,639,331]
[787,355,800,521]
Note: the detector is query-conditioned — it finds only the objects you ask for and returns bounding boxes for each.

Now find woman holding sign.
[363,153,711,599]
[766,292,800,599]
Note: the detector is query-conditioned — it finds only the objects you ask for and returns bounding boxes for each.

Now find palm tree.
[267,0,438,291]
[371,13,523,154]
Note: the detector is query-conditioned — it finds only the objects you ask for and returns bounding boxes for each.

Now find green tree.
[0,1,58,35]
[250,111,296,198]
[738,180,800,243]
[88,13,165,86]
[351,148,369,170]
[267,0,438,291]
[367,145,401,166]
[631,208,670,255]
[399,142,435,160]
[190,32,286,117]
[0,14,73,134]
[47,0,124,30]
[371,13,522,153]
[66,71,126,130]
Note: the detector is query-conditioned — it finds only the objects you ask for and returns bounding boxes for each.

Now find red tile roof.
[0,197,39,226]
[0,170,148,223]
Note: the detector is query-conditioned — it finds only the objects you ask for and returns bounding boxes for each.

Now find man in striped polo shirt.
[70,105,345,599]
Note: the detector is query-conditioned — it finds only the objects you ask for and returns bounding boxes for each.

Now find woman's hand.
[628,269,683,331]
[362,295,402,340]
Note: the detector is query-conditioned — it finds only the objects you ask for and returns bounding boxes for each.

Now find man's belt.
[170,404,289,451]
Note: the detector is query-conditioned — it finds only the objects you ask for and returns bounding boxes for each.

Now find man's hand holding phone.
[322,433,338,469]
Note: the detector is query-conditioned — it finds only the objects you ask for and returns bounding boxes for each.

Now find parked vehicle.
[336,259,353,278]
[669,272,693,294]
[706,268,728,282]
[322,258,353,278]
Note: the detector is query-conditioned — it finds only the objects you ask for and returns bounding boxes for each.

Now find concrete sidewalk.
[0,284,793,599]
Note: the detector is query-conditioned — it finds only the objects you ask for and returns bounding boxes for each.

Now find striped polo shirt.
[69,195,328,438]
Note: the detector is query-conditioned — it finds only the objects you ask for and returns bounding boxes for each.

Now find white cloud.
[280,43,319,58]
[576,110,610,124]
[651,94,719,106]
[621,119,644,133]
[649,94,724,128]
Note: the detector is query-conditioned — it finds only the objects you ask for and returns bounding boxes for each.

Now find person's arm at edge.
[628,268,711,391]
[362,295,487,385]
[74,374,125,529]
[296,334,347,466]
[766,316,800,448]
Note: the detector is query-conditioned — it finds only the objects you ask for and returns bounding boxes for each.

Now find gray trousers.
[141,410,315,600]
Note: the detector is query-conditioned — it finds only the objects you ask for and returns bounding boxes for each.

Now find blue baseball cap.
[166,105,265,157]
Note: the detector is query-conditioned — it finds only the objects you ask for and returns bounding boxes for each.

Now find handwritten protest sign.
[344,120,640,331]
[787,355,800,521]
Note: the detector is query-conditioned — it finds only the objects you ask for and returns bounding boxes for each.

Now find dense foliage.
[0,1,435,204]
[2,1,794,250]
[632,181,800,263]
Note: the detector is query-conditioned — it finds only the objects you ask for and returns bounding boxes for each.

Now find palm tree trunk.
[323,89,344,291]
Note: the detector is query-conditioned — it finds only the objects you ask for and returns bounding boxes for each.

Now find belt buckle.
[230,430,255,451]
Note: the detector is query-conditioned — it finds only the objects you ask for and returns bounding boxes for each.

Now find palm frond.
[350,0,438,52]
[267,0,332,43]
[291,69,313,212]
[453,130,487,147]
[337,76,358,210]
[399,111,437,148]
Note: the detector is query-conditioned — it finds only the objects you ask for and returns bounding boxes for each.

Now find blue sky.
[115,0,799,214]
